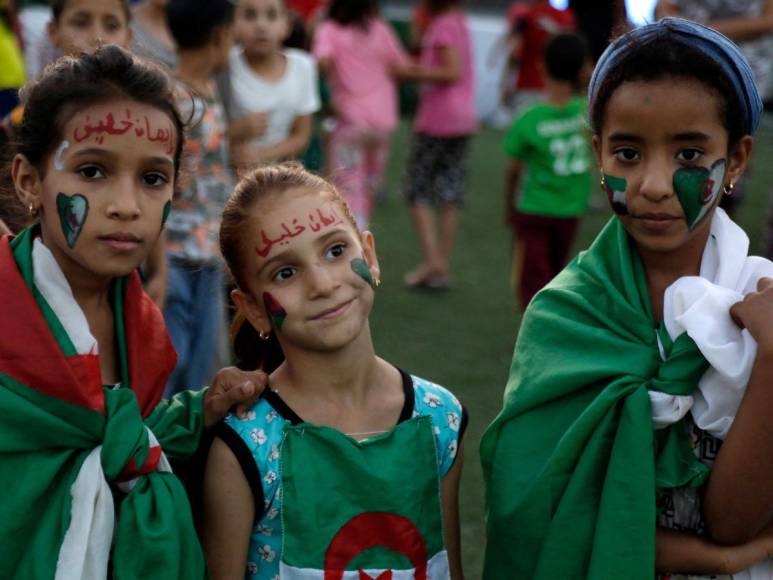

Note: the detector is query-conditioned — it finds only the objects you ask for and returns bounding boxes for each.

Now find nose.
[638,159,674,203]
[306,263,338,298]
[105,180,141,221]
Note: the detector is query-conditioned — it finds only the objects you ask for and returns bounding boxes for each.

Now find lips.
[631,212,681,233]
[311,298,354,320]
[98,232,142,251]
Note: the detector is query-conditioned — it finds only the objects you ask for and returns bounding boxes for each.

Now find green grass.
[366,120,773,578]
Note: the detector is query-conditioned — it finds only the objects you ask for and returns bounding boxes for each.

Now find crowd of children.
[3,0,773,579]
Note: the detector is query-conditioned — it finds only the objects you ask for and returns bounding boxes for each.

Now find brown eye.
[79,165,104,179]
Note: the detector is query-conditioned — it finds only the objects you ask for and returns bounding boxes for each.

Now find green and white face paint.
[672,159,726,230]
[161,200,171,228]
[56,193,89,248]
[603,173,628,215]
[350,257,374,288]
[54,141,70,172]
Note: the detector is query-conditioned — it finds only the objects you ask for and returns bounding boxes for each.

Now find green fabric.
[281,416,444,572]
[480,217,710,579]
[504,97,591,218]
[0,230,209,579]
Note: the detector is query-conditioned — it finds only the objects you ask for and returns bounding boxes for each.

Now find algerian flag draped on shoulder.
[279,416,449,579]
[480,218,710,579]
[0,228,207,579]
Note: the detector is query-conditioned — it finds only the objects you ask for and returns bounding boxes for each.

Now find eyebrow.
[668,131,710,142]
[607,132,644,143]
[255,227,352,276]
[69,148,174,167]
[607,131,711,143]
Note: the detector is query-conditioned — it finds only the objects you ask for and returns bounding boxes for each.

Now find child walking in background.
[223,0,319,173]
[0,45,263,579]
[312,0,409,228]
[504,33,590,310]
[161,0,237,396]
[403,0,476,290]
[202,163,466,579]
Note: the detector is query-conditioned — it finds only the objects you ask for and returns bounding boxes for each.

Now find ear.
[726,135,753,186]
[591,134,603,168]
[360,230,380,285]
[121,26,134,51]
[47,20,61,49]
[231,288,272,336]
[12,154,43,214]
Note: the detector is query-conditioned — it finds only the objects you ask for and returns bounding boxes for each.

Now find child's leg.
[364,130,392,208]
[433,136,470,280]
[404,133,444,285]
[327,124,369,228]
[184,263,227,391]
[163,257,195,397]
[513,212,553,310]
[549,217,580,276]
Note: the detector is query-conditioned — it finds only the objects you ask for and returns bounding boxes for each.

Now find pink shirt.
[313,18,409,131]
[415,11,476,137]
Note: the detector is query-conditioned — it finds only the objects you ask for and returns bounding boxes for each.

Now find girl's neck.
[273,325,380,403]
[638,224,711,322]
[244,48,285,78]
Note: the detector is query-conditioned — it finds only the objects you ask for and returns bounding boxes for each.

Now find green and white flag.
[279,416,449,579]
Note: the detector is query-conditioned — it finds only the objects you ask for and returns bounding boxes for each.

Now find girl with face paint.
[0,45,266,578]
[482,18,773,580]
[205,163,466,580]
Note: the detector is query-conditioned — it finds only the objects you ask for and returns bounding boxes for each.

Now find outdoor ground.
[365,119,773,578]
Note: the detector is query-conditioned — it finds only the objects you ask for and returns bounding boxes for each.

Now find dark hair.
[590,37,744,150]
[220,162,361,372]
[326,0,376,28]
[424,0,463,16]
[51,0,131,23]
[166,0,235,50]
[0,45,186,229]
[544,33,587,84]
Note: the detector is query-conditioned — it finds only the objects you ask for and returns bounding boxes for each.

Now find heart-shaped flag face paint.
[56,193,89,248]
[350,257,374,287]
[263,292,287,331]
[603,173,628,215]
[673,158,726,230]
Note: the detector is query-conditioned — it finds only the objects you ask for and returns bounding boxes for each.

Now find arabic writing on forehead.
[72,108,175,154]
[255,206,345,258]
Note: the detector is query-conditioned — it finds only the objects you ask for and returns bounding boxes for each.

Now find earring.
[723,182,735,196]
[375,278,382,288]
[28,203,39,216]
[599,174,607,191]
[258,329,271,341]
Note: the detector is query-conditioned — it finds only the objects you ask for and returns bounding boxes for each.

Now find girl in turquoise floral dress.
[203,163,467,580]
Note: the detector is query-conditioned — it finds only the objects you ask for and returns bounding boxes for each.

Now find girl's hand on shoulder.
[204,367,268,428]
[731,277,773,352]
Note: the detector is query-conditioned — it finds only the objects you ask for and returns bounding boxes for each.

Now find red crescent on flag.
[324,512,428,580]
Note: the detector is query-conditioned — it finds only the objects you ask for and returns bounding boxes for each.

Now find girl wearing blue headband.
[482,18,773,579]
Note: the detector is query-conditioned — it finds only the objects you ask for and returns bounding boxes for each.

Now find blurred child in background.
[223,0,319,174]
[503,33,590,310]
[161,0,236,396]
[313,0,409,227]
[402,0,476,290]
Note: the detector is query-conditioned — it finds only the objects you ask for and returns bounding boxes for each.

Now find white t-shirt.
[227,48,320,147]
